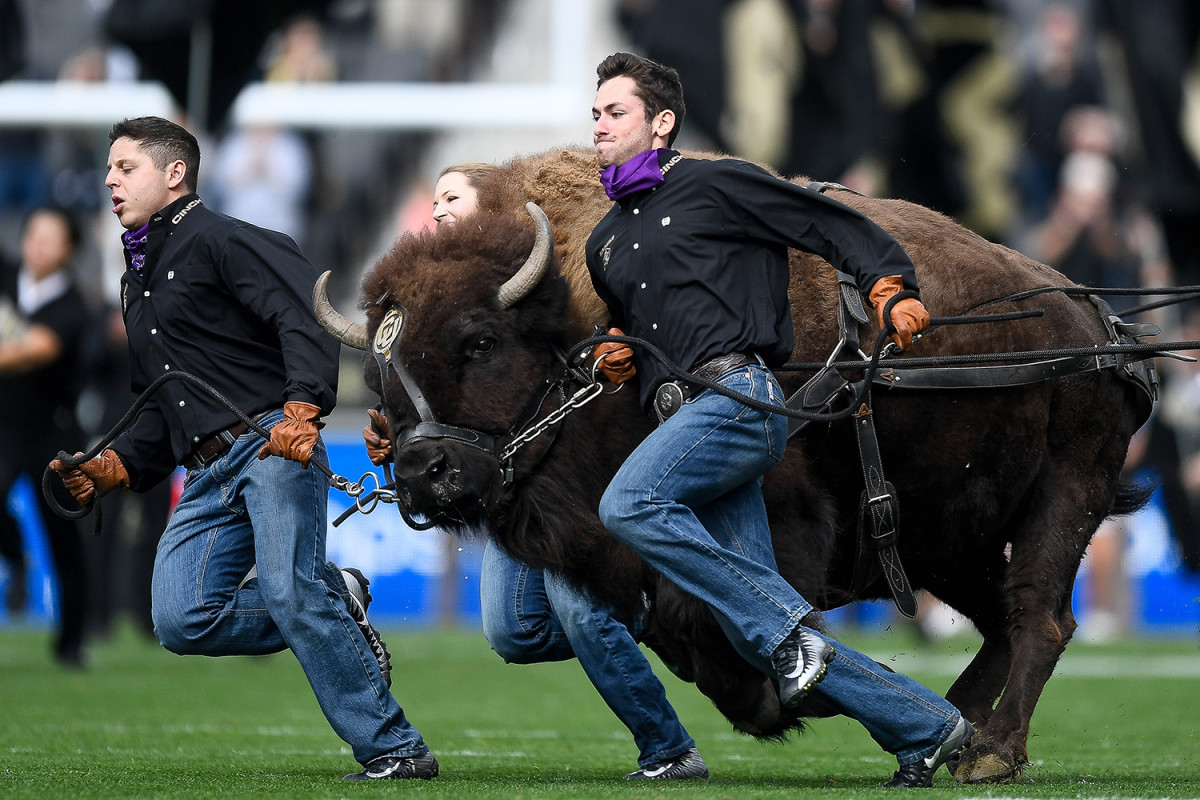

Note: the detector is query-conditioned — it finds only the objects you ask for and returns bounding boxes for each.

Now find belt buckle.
[654,381,686,423]
[185,428,238,470]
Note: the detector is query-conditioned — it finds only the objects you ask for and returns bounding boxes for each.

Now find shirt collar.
[17,267,70,315]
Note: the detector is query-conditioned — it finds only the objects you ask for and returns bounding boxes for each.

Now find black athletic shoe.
[341,567,392,687]
[884,716,974,788]
[770,626,834,707]
[344,752,439,781]
[623,747,709,780]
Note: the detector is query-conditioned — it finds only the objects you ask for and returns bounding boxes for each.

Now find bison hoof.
[953,751,1025,784]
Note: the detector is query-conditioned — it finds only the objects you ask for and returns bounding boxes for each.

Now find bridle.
[368,300,605,497]
[371,302,504,459]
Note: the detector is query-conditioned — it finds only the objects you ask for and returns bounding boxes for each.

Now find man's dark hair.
[596,52,686,147]
[108,116,201,193]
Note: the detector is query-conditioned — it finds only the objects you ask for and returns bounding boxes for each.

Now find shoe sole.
[344,756,439,780]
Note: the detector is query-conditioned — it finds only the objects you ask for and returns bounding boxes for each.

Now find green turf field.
[1,622,1198,799]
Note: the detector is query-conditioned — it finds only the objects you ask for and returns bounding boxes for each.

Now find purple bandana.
[600,148,671,200]
[122,223,149,272]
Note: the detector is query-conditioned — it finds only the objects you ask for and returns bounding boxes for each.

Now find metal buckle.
[184,428,238,470]
[654,381,686,424]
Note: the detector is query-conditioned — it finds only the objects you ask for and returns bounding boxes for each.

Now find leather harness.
[780,252,1159,617]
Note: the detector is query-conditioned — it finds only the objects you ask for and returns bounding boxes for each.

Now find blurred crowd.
[0,0,513,665]
[2,0,1199,663]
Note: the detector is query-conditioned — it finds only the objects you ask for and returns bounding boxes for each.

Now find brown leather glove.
[48,448,129,506]
[592,327,636,385]
[257,401,325,467]
[868,275,931,351]
[362,408,393,466]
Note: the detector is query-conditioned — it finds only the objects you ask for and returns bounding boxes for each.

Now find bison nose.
[396,447,447,485]
[394,440,456,505]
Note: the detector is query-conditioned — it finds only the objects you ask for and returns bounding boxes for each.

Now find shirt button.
[150,328,157,334]
[633,243,639,250]
[633,208,640,215]
[178,400,185,407]
[193,435,200,443]
[143,290,150,297]
[640,282,646,289]
[163,364,170,370]
[652,323,658,330]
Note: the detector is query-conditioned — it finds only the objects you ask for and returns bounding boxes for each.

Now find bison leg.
[924,555,1013,732]
[952,481,1108,783]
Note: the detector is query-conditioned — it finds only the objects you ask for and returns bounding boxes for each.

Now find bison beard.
[319,146,1151,784]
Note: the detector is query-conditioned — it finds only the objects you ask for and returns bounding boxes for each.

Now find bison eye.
[473,336,497,355]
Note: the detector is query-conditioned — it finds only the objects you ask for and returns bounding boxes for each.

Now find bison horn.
[497,202,553,309]
[312,270,370,351]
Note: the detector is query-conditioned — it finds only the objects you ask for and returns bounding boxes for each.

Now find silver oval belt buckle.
[654,381,686,423]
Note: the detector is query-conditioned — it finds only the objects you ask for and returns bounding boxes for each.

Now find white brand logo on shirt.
[171,198,202,225]
[600,235,614,269]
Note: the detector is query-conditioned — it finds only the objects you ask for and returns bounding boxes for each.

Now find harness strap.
[851,398,919,618]
[397,422,499,453]
[787,271,867,438]
[873,352,1136,389]
[371,306,437,424]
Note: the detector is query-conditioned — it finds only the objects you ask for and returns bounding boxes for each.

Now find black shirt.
[0,264,86,443]
[112,194,339,490]
[585,152,919,410]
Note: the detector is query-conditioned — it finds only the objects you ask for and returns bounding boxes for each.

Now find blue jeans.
[480,538,695,768]
[599,365,962,766]
[151,409,428,765]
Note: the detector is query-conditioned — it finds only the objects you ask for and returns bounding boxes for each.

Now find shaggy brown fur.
[345,146,1150,784]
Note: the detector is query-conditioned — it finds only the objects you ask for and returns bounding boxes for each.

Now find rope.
[42,371,331,522]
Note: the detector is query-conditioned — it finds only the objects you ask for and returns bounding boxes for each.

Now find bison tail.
[1109,478,1157,517]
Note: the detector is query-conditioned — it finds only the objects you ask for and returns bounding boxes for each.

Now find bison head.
[315,203,573,532]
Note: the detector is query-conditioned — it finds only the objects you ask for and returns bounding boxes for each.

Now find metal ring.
[354,471,382,515]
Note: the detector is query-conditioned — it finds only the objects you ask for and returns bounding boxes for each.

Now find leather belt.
[654,352,762,423]
[182,410,273,470]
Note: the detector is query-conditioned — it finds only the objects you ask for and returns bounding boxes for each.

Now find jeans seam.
[837,650,957,763]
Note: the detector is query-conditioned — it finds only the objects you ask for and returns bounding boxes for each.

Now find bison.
[316,146,1154,783]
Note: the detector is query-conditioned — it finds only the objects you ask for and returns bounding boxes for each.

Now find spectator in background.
[873,0,1016,239]
[264,13,338,84]
[0,0,47,235]
[1154,307,1200,574]
[209,125,314,248]
[617,0,732,151]
[207,14,332,251]
[1014,1,1108,226]
[722,0,801,170]
[0,206,90,666]
[1098,0,1200,286]
[1028,149,1139,304]
[778,0,885,188]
